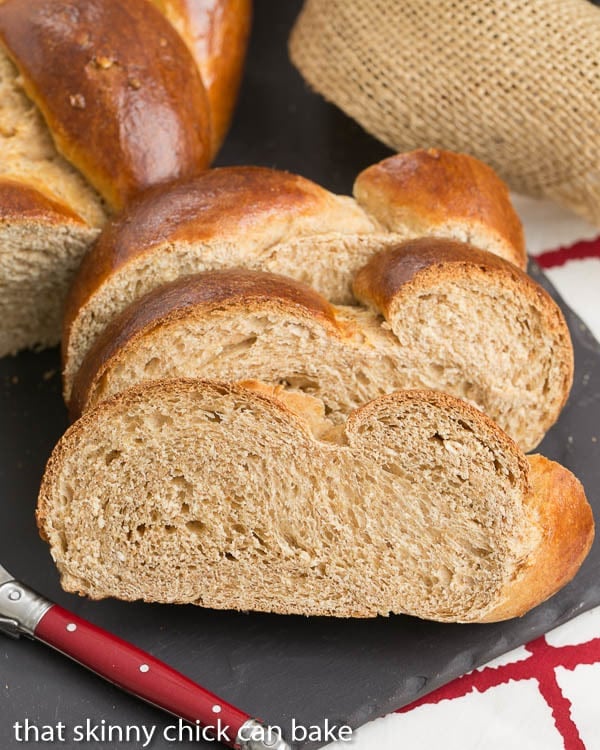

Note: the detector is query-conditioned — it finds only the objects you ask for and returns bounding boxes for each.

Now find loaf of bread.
[62,150,526,396]
[0,0,251,355]
[69,238,572,452]
[152,0,252,157]
[37,380,593,622]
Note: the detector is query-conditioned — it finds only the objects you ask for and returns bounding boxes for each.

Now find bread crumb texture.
[37,381,593,622]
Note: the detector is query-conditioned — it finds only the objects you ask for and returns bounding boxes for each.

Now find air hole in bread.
[57,531,68,555]
[202,410,222,423]
[57,481,74,508]
[144,357,162,375]
[252,530,267,547]
[282,532,307,551]
[355,370,372,386]
[220,336,258,357]
[284,376,320,393]
[436,566,452,586]
[312,562,327,576]
[186,520,205,536]
[105,449,122,465]
[170,474,193,493]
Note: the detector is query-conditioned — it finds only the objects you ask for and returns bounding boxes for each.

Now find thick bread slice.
[0,0,211,211]
[69,239,572,451]
[68,268,390,420]
[354,149,526,270]
[62,153,524,397]
[0,178,99,353]
[151,0,252,156]
[61,166,386,397]
[37,381,594,622]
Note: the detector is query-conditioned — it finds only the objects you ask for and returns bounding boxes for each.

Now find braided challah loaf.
[0,0,250,355]
[38,147,592,621]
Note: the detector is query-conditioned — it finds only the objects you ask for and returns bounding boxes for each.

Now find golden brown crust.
[152,0,252,155]
[481,454,595,622]
[354,148,526,269]
[354,237,543,318]
[0,0,211,211]
[0,177,87,225]
[62,166,361,355]
[69,268,340,419]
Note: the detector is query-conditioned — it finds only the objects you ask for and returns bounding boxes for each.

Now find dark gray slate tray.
[1,2,599,748]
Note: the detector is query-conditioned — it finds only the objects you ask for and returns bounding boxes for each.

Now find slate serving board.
[1,2,599,748]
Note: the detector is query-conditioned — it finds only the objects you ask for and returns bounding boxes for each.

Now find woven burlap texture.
[290,0,600,226]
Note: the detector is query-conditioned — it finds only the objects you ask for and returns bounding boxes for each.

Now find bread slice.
[354,149,526,269]
[37,380,593,622]
[62,151,525,399]
[68,239,572,452]
[0,179,99,354]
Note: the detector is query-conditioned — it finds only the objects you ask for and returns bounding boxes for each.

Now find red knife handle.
[34,604,249,746]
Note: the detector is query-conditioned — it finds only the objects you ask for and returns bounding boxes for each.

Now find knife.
[0,562,291,750]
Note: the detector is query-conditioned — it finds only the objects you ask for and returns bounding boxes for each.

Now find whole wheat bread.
[62,150,525,396]
[69,239,573,452]
[0,0,250,355]
[37,380,594,622]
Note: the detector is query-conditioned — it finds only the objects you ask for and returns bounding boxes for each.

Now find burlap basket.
[290,0,600,226]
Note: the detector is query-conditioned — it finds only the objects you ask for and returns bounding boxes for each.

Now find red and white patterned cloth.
[326,195,600,750]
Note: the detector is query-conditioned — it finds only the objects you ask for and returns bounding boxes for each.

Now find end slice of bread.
[37,380,593,622]
[0,179,99,354]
